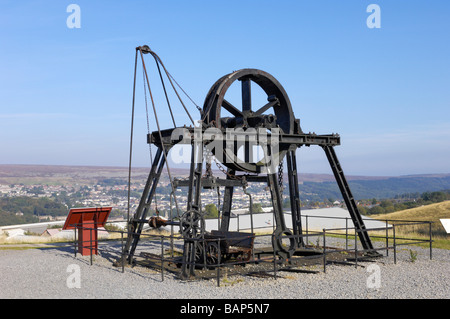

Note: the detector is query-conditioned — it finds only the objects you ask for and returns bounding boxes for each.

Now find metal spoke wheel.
[180,210,205,239]
[194,242,205,264]
[202,69,298,173]
[205,241,220,265]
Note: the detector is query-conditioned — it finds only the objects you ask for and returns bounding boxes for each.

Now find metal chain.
[213,156,242,181]
[278,161,284,192]
[203,147,213,178]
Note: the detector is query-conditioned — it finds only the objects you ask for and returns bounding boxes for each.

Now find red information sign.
[63,207,112,256]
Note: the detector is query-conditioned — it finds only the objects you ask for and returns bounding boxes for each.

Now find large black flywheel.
[202,69,296,173]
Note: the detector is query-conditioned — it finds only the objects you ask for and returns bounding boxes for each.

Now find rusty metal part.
[179,210,205,238]
[148,216,168,229]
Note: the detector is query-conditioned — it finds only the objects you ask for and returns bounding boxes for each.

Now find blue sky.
[0,1,449,176]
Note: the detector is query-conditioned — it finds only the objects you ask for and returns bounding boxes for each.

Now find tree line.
[0,197,68,226]
[358,190,450,215]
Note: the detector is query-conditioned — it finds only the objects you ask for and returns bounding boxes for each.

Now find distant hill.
[372,200,450,221]
[0,164,449,201]
[371,200,450,237]
[0,164,151,185]
[299,174,450,201]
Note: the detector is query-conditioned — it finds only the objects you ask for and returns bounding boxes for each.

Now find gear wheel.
[179,210,205,239]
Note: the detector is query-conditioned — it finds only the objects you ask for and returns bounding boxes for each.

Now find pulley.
[202,69,299,173]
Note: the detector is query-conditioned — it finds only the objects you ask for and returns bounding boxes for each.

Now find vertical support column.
[268,171,287,236]
[78,219,97,256]
[241,77,252,112]
[220,170,235,232]
[186,139,203,212]
[286,150,303,247]
[181,139,204,279]
[266,144,294,260]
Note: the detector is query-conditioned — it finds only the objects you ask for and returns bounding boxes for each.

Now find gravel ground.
[0,238,449,300]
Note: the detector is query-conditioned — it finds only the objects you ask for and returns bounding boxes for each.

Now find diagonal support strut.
[322,145,375,252]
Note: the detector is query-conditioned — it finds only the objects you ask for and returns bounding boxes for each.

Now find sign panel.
[62,207,112,256]
[63,207,112,230]
[440,219,450,234]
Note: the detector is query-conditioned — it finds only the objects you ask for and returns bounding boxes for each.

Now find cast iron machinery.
[119,46,377,279]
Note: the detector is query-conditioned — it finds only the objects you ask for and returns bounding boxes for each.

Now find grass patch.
[369,201,450,250]
[0,246,42,251]
[371,201,450,236]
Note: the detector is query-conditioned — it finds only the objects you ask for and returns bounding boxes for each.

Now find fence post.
[429,222,433,260]
[161,236,164,282]
[385,220,389,257]
[305,215,309,246]
[354,228,358,268]
[323,229,326,273]
[345,218,348,251]
[74,227,77,258]
[121,231,124,273]
[273,234,277,280]
[393,224,397,264]
[90,227,93,266]
[217,238,221,287]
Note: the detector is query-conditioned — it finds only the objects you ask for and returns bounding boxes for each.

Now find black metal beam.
[124,147,165,263]
[219,170,235,232]
[241,78,252,112]
[181,141,204,278]
[173,177,245,188]
[147,127,340,149]
[286,150,303,247]
[322,145,375,252]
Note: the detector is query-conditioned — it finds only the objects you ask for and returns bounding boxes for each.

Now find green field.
[371,200,450,249]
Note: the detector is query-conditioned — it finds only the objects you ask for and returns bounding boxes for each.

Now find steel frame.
[121,68,378,279]
[122,125,377,275]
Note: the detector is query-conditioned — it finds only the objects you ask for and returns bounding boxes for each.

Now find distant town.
[0,165,348,227]
[0,164,449,227]
[0,177,283,222]
[0,176,346,225]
